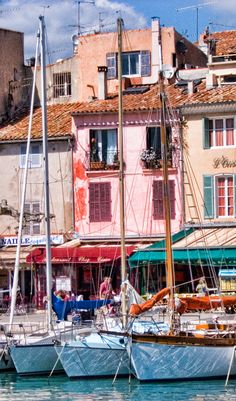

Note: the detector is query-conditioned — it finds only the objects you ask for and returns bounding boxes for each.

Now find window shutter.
[153,180,164,220]
[153,180,175,220]
[169,180,176,219]
[32,202,40,234]
[203,175,214,218]
[20,144,27,168]
[203,117,210,149]
[141,50,151,77]
[106,53,117,79]
[89,182,111,222]
[31,144,41,168]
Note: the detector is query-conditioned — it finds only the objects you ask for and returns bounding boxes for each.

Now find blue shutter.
[203,118,210,149]
[141,50,151,77]
[203,175,214,218]
[106,53,117,79]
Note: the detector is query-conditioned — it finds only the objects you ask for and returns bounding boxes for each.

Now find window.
[147,127,162,159]
[53,72,71,98]
[203,175,236,218]
[20,144,41,168]
[89,182,111,222]
[203,117,235,148]
[153,180,176,220]
[216,176,234,217]
[90,129,117,165]
[23,202,41,235]
[106,51,151,79]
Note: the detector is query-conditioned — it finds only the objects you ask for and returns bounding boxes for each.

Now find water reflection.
[0,373,236,401]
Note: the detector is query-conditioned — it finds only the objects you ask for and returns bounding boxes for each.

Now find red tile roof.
[1,80,236,142]
[72,84,185,115]
[0,102,78,142]
[209,31,236,56]
[182,82,236,106]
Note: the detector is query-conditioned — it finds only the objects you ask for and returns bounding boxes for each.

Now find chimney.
[188,81,194,95]
[206,72,217,89]
[143,17,161,85]
[98,66,107,100]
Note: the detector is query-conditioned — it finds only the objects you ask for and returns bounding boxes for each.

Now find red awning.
[26,245,136,265]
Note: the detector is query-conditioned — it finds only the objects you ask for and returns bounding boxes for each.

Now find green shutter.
[203,117,210,149]
[203,175,214,218]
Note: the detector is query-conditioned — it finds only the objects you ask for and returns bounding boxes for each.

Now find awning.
[0,246,37,270]
[129,227,236,268]
[26,245,136,265]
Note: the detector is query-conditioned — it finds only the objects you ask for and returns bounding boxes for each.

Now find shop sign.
[213,156,236,168]
[0,234,64,247]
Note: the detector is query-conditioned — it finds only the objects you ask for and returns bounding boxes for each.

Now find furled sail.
[176,295,236,314]
[129,287,170,316]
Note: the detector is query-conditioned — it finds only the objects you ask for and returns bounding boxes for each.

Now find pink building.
[72,84,184,242]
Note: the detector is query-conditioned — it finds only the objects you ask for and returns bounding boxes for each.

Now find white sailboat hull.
[129,340,236,381]
[0,346,14,371]
[10,343,63,375]
[55,332,130,378]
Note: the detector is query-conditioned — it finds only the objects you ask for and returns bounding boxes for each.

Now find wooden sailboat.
[127,71,236,382]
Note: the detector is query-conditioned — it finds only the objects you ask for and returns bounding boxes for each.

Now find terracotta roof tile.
[182,82,236,106]
[72,85,185,115]
[209,31,236,56]
[0,102,79,142]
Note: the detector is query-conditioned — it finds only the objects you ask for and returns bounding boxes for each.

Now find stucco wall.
[0,140,73,235]
[73,111,183,238]
[184,112,236,223]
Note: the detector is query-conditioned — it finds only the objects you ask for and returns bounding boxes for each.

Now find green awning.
[128,227,236,268]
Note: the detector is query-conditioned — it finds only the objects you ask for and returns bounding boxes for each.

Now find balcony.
[86,150,120,171]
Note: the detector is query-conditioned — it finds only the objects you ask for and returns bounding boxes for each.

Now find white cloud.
[0,0,147,62]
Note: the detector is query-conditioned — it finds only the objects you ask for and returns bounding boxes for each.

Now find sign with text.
[0,234,65,247]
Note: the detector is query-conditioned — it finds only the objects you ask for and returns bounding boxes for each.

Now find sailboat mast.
[9,32,40,328]
[39,15,53,330]
[117,17,127,327]
[159,73,175,325]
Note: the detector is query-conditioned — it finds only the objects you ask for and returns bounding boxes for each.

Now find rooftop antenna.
[73,0,95,36]
[98,12,105,32]
[177,1,218,41]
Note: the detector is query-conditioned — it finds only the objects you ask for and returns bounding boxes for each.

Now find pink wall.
[72,111,183,238]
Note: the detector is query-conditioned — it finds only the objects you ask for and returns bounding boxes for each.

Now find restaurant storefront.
[26,245,135,308]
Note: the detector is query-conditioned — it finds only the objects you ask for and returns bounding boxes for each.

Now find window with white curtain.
[90,129,118,165]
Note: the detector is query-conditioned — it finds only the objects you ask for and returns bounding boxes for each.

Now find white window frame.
[122,52,141,77]
[20,144,41,169]
[214,175,234,218]
[209,117,236,148]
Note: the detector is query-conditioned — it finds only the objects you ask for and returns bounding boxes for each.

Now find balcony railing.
[86,150,120,171]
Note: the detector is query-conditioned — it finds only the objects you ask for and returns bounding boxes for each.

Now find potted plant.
[140,148,161,169]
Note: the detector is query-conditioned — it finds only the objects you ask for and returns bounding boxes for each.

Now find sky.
[1,0,236,63]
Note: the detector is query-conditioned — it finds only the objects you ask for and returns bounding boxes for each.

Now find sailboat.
[9,15,73,376]
[126,70,236,382]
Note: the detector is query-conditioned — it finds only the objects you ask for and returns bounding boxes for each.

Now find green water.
[0,373,236,401]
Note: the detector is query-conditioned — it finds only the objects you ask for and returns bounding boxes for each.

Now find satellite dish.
[162,64,175,79]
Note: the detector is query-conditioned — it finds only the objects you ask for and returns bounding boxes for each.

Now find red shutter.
[89,182,111,222]
[153,180,176,220]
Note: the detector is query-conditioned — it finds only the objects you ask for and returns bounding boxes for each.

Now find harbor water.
[1,373,236,401]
